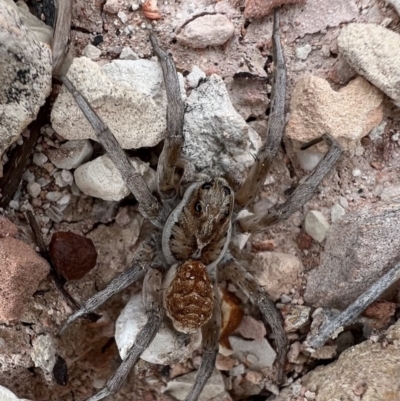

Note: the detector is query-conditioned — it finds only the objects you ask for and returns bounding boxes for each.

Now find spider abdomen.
[164,260,214,334]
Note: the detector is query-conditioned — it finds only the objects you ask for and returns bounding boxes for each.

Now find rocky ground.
[0,0,400,400]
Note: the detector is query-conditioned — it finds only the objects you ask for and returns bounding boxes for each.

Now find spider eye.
[202,182,212,190]
[195,202,202,213]
[223,186,231,196]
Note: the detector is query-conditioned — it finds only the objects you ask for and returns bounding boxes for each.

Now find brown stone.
[0,215,18,238]
[0,237,50,321]
[49,231,97,281]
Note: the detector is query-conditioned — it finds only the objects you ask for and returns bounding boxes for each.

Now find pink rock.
[0,216,18,238]
[0,237,50,322]
[244,0,305,19]
[235,315,266,342]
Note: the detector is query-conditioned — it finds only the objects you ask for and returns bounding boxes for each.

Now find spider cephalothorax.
[58,8,342,401]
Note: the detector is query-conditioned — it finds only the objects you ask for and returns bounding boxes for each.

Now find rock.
[285,76,384,154]
[296,44,312,60]
[250,252,303,301]
[115,293,201,365]
[46,191,62,202]
[54,170,74,187]
[304,202,400,309]
[380,185,400,202]
[31,334,56,373]
[51,57,167,149]
[216,354,237,371]
[32,153,48,167]
[117,10,128,23]
[227,74,270,120]
[186,66,206,89]
[0,2,52,165]
[177,15,234,49]
[119,47,139,60]
[276,320,400,401]
[102,59,166,105]
[235,316,266,342]
[104,0,123,14]
[22,169,35,183]
[183,75,261,180]
[0,237,50,321]
[0,216,18,238]
[304,210,330,243]
[281,305,311,333]
[142,0,162,20]
[363,300,396,328]
[26,182,41,198]
[0,385,31,401]
[82,44,102,60]
[165,369,225,401]
[74,154,155,201]
[331,203,345,223]
[47,140,93,170]
[338,23,400,106]
[229,336,276,370]
[72,0,103,33]
[244,0,305,18]
[49,232,97,281]
[44,206,63,223]
[230,364,245,376]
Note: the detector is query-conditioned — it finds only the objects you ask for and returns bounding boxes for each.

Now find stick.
[307,262,400,349]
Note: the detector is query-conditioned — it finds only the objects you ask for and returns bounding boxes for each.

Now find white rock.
[296,44,312,60]
[22,169,35,183]
[177,14,235,49]
[32,153,48,166]
[57,194,71,206]
[117,10,128,23]
[0,2,52,164]
[46,191,62,202]
[119,47,139,60]
[51,57,167,149]
[115,293,202,364]
[31,334,56,373]
[82,44,102,60]
[186,66,206,89]
[131,3,140,11]
[305,210,330,242]
[102,59,166,105]
[74,154,156,201]
[338,23,400,106]
[0,385,31,401]
[352,168,361,177]
[229,336,276,370]
[339,196,349,208]
[183,75,261,180]
[47,140,93,170]
[165,369,224,401]
[54,169,74,187]
[380,185,400,202]
[297,149,324,171]
[27,182,41,198]
[331,203,345,223]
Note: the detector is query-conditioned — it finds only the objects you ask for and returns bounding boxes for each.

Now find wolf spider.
[59,8,342,401]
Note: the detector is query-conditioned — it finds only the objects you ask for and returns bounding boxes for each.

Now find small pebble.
[391,133,399,141]
[83,44,102,60]
[296,44,312,60]
[33,153,48,166]
[117,10,128,23]
[57,194,71,206]
[339,196,348,208]
[352,168,362,177]
[22,169,35,183]
[37,178,50,187]
[46,191,62,202]
[9,201,19,210]
[119,47,139,60]
[305,210,330,243]
[230,364,245,376]
[131,3,140,10]
[331,203,345,223]
[27,182,41,198]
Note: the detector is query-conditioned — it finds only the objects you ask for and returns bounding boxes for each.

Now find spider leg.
[59,243,153,335]
[235,8,286,208]
[150,33,185,198]
[219,258,287,383]
[61,77,160,221]
[238,134,342,233]
[183,279,221,401]
[85,268,163,401]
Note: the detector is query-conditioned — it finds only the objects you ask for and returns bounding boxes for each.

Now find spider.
[58,8,342,401]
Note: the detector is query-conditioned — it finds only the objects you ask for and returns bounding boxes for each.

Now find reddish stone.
[0,237,50,321]
[363,300,396,327]
[296,231,313,250]
[49,232,97,280]
[0,215,18,238]
[251,239,276,252]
